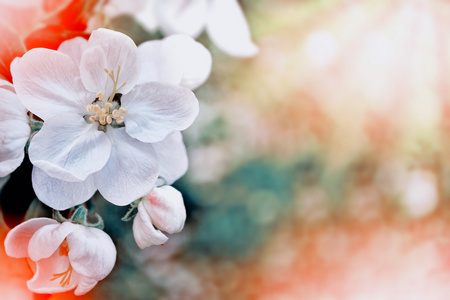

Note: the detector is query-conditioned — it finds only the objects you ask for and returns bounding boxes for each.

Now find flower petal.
[153,132,188,185]
[122,82,199,143]
[32,167,97,210]
[80,28,139,96]
[29,113,111,182]
[74,276,98,296]
[0,78,14,92]
[13,48,95,120]
[27,251,82,294]
[157,0,208,38]
[57,37,88,66]
[143,186,186,234]
[67,226,116,281]
[206,0,258,57]
[4,218,57,258]
[133,201,168,249]
[94,128,159,206]
[28,222,78,261]
[136,40,182,85]
[0,88,30,177]
[164,35,212,90]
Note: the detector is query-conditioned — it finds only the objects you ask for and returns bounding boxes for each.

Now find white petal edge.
[4,218,57,258]
[136,40,183,85]
[122,82,199,143]
[57,37,88,66]
[133,201,168,249]
[94,128,159,206]
[0,88,30,177]
[163,35,212,90]
[29,113,111,182]
[143,186,186,234]
[32,167,97,210]
[81,28,139,96]
[156,0,208,38]
[28,222,78,261]
[67,226,116,281]
[206,0,259,57]
[152,132,188,185]
[13,48,95,120]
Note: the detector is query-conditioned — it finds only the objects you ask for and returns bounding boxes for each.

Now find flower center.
[84,66,128,131]
[51,239,73,287]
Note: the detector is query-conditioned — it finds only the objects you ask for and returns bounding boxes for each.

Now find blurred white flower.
[4,218,116,295]
[106,0,258,57]
[13,28,199,209]
[0,79,30,177]
[133,186,186,249]
[400,169,439,218]
[138,34,212,90]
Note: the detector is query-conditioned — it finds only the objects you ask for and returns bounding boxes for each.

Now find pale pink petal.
[80,28,139,96]
[133,201,168,249]
[206,0,258,57]
[136,40,182,85]
[157,0,208,38]
[67,226,116,281]
[0,78,14,92]
[28,113,111,182]
[164,35,212,90]
[152,132,188,184]
[74,277,98,296]
[28,222,78,261]
[27,251,83,294]
[0,88,30,177]
[143,186,186,234]
[57,37,88,66]
[32,167,96,210]
[13,48,95,120]
[121,82,199,143]
[4,218,57,258]
[94,128,159,206]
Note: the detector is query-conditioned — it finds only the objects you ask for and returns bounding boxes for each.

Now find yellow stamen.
[104,66,127,102]
[96,91,104,101]
[93,105,102,114]
[106,115,113,124]
[51,264,73,287]
[86,104,93,112]
[119,107,127,114]
[99,115,106,125]
[104,102,113,111]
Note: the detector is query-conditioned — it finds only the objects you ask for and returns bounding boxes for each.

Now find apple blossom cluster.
[0,0,257,296]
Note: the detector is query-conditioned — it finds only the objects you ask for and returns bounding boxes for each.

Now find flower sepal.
[53,206,104,230]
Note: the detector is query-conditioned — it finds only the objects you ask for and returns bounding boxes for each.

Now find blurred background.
[4,0,450,299]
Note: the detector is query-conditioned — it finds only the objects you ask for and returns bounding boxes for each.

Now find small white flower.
[13,28,199,209]
[0,79,30,177]
[4,218,116,295]
[106,0,258,57]
[133,186,186,249]
[155,0,259,57]
[138,34,212,90]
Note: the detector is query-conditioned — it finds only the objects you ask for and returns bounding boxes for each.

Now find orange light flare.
[0,0,102,82]
[252,219,450,300]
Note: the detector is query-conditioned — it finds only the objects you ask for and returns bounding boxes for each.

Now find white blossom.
[4,218,116,295]
[13,28,199,209]
[0,79,30,177]
[106,0,258,57]
[133,186,186,249]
